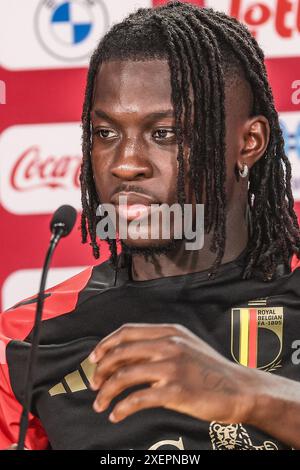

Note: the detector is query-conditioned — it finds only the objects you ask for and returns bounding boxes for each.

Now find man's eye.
[153,129,175,140]
[96,129,118,139]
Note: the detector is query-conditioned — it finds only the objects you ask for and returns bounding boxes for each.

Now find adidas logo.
[49,357,96,396]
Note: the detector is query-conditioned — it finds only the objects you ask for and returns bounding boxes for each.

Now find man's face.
[90,59,250,251]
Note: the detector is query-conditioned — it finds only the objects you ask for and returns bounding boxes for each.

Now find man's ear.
[237,115,270,173]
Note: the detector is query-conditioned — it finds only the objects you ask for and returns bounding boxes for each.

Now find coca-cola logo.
[228,0,300,38]
[10,145,82,191]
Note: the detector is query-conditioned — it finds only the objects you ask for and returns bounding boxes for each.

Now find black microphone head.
[50,205,77,237]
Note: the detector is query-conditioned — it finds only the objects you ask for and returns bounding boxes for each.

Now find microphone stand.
[17,226,65,450]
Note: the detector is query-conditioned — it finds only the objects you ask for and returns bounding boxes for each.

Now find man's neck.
[130,211,249,281]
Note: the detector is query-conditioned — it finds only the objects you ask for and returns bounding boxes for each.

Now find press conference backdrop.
[0,0,300,311]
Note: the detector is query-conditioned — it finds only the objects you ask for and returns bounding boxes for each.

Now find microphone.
[50,204,77,241]
[17,205,77,450]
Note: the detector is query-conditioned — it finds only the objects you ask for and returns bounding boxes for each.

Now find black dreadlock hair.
[80,0,300,281]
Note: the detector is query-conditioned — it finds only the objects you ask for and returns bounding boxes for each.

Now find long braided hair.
[80,1,300,281]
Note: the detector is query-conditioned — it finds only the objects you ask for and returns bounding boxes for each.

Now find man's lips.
[110,192,160,221]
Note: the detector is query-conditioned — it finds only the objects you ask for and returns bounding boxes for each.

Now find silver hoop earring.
[239,164,249,178]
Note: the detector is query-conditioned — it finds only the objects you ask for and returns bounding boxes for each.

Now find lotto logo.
[229,0,300,38]
[206,0,300,58]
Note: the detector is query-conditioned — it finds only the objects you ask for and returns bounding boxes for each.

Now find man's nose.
[111,137,153,180]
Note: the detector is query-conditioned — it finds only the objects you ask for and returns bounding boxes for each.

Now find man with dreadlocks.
[1,1,300,451]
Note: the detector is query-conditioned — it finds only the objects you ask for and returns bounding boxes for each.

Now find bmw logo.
[35,0,109,61]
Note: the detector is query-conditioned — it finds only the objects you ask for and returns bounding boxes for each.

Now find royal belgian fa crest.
[231,299,283,371]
